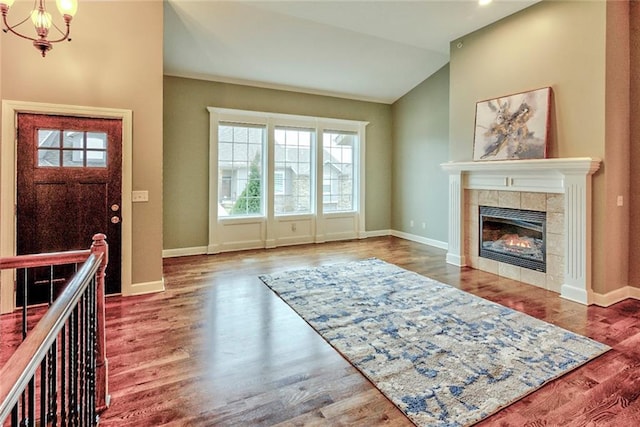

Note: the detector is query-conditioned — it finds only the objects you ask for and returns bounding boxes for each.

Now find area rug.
[258,258,610,427]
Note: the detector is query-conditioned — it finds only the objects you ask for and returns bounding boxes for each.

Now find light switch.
[132,190,149,202]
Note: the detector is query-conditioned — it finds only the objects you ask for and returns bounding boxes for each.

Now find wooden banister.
[0,233,110,425]
[0,249,91,270]
[0,253,103,422]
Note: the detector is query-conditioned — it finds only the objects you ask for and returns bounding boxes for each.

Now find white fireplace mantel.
[441,157,602,305]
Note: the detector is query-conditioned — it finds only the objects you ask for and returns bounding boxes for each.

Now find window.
[37,129,108,168]
[274,127,314,215]
[217,123,266,217]
[209,107,366,245]
[322,131,356,212]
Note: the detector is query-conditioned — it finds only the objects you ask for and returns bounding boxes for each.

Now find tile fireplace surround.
[441,158,601,305]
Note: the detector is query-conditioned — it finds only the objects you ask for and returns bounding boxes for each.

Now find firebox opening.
[479,206,546,272]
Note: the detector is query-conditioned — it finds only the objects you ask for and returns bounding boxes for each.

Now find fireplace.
[479,206,546,272]
[441,157,601,304]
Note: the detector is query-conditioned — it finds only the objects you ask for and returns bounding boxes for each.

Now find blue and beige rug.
[259,258,609,427]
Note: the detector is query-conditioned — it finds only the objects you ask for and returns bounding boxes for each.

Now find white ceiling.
[164,0,538,104]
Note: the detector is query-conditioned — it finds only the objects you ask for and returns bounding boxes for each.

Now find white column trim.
[446,172,466,266]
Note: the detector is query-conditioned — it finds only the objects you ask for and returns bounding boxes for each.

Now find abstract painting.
[473,87,551,161]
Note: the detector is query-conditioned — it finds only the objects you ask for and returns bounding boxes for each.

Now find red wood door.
[16,113,122,304]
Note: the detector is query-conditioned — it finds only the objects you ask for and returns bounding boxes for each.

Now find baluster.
[20,390,25,426]
[61,324,66,427]
[88,277,96,426]
[50,264,54,305]
[48,339,57,427]
[20,270,28,426]
[19,270,27,427]
[69,307,78,427]
[40,358,47,426]
[22,268,28,339]
[11,403,17,426]
[19,268,28,425]
[78,294,85,426]
[90,234,109,413]
[28,376,34,426]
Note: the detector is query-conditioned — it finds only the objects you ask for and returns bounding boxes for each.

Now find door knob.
[111,216,120,224]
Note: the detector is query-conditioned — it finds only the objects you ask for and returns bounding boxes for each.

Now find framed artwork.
[472,87,551,161]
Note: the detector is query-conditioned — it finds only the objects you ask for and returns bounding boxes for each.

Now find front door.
[16,113,122,305]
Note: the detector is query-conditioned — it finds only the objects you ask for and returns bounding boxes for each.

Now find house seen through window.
[323,131,355,212]
[217,123,266,217]
[274,127,314,215]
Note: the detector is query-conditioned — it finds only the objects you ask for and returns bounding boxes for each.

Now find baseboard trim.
[163,246,208,258]
[163,231,448,259]
[560,284,588,305]
[361,229,392,238]
[591,286,640,307]
[163,240,640,308]
[123,278,165,296]
[390,230,448,250]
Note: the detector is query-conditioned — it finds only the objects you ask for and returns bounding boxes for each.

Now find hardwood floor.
[95,237,640,426]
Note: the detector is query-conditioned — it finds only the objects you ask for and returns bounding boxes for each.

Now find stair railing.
[0,233,109,426]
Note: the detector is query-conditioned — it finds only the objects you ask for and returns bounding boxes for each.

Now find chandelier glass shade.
[0,0,78,57]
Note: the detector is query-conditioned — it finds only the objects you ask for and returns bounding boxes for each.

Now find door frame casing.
[1,100,133,313]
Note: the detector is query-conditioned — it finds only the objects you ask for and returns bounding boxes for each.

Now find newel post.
[91,233,110,412]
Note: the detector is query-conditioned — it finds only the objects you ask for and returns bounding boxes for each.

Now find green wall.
[163,77,392,250]
[391,64,450,244]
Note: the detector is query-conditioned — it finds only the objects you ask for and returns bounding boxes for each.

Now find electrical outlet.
[410,220,414,227]
[617,195,624,207]
[422,222,426,229]
[132,190,149,202]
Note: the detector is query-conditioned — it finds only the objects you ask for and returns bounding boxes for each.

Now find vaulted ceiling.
[164,1,538,103]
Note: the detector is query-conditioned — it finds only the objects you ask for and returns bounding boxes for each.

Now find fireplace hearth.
[479,206,546,272]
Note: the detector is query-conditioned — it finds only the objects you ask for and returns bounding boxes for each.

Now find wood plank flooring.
[92,237,640,426]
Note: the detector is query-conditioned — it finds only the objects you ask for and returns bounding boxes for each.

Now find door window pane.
[37,129,60,148]
[38,149,60,167]
[86,150,107,167]
[63,130,83,148]
[63,149,84,167]
[274,127,313,215]
[218,123,265,217]
[87,132,107,149]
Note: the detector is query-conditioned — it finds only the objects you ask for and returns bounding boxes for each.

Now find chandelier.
[0,0,78,57]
